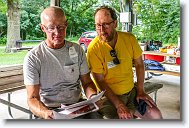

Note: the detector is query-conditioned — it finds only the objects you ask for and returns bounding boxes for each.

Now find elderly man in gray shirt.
[23,6,101,119]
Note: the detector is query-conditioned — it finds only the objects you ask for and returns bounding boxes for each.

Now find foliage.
[10,0,99,39]
[60,0,98,37]
[20,0,49,39]
[0,12,7,36]
[0,36,7,45]
[0,0,180,45]
[66,36,79,43]
[0,0,7,37]
[0,0,7,14]
[132,0,180,44]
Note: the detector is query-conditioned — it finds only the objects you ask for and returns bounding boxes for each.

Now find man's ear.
[40,24,46,33]
[114,20,118,28]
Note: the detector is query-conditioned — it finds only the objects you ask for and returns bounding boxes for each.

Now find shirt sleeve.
[23,51,40,85]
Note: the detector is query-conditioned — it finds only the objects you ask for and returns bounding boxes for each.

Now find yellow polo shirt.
[87,31,142,95]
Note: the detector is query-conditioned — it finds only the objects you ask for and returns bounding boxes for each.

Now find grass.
[0,42,39,66]
[0,48,28,66]
[0,37,79,66]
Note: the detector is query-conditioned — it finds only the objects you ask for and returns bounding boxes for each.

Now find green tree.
[20,0,49,39]
[0,12,7,38]
[132,0,180,44]
[0,0,181,47]
[0,0,7,13]
[0,0,7,38]
[19,0,98,39]
[60,0,98,37]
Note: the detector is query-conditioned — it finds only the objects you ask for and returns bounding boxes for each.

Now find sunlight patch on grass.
[0,47,28,66]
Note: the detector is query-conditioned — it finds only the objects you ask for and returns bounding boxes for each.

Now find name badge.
[69,46,78,59]
[107,61,117,69]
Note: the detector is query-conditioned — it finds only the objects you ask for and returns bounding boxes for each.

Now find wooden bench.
[133,68,164,98]
[96,82,163,113]
[10,40,42,52]
[0,65,33,119]
[15,40,42,48]
[11,47,34,52]
[143,82,163,103]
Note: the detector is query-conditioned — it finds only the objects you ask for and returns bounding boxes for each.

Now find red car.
[78,31,97,52]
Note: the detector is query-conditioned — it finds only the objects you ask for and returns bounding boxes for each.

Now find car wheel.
[80,44,87,53]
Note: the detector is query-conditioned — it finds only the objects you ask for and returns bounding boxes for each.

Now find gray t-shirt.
[23,41,90,107]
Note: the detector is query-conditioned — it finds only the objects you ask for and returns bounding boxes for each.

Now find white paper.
[53,91,104,119]
[61,91,104,109]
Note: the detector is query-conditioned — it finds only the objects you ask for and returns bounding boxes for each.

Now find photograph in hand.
[52,91,104,119]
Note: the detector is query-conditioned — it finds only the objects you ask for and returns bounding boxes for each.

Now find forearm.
[80,73,97,98]
[27,97,50,118]
[83,81,97,98]
[135,61,145,94]
[98,81,125,109]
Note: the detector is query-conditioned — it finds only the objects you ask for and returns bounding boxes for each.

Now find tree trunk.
[6,0,20,53]
[50,0,60,6]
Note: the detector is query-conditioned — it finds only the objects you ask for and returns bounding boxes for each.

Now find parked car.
[78,31,97,52]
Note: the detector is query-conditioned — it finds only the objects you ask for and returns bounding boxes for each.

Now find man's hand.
[89,94,97,99]
[43,110,54,119]
[116,104,133,119]
[136,92,156,108]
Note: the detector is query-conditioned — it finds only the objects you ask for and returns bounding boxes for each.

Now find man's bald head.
[40,6,66,24]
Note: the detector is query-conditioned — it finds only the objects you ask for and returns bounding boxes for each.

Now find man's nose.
[53,27,61,34]
[99,25,106,31]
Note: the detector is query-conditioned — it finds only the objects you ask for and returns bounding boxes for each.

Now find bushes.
[0,36,7,45]
[66,36,79,43]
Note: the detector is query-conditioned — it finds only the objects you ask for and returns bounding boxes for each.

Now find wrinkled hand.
[43,110,54,119]
[136,92,156,108]
[117,104,133,119]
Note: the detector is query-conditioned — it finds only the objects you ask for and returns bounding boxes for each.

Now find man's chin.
[99,37,108,42]
[53,40,64,44]
[100,38,110,43]
[52,41,64,46]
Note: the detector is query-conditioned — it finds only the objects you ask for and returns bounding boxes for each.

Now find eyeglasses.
[110,49,120,65]
[42,19,68,33]
[95,20,114,30]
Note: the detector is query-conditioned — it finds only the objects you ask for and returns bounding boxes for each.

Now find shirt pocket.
[63,63,79,82]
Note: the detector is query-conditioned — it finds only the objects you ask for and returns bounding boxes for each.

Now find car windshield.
[86,32,97,38]
[81,34,86,38]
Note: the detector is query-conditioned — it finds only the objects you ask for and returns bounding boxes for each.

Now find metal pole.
[125,0,132,32]
[50,0,60,7]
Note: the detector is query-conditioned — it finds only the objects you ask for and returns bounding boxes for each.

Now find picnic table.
[143,51,180,78]
[0,65,33,119]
